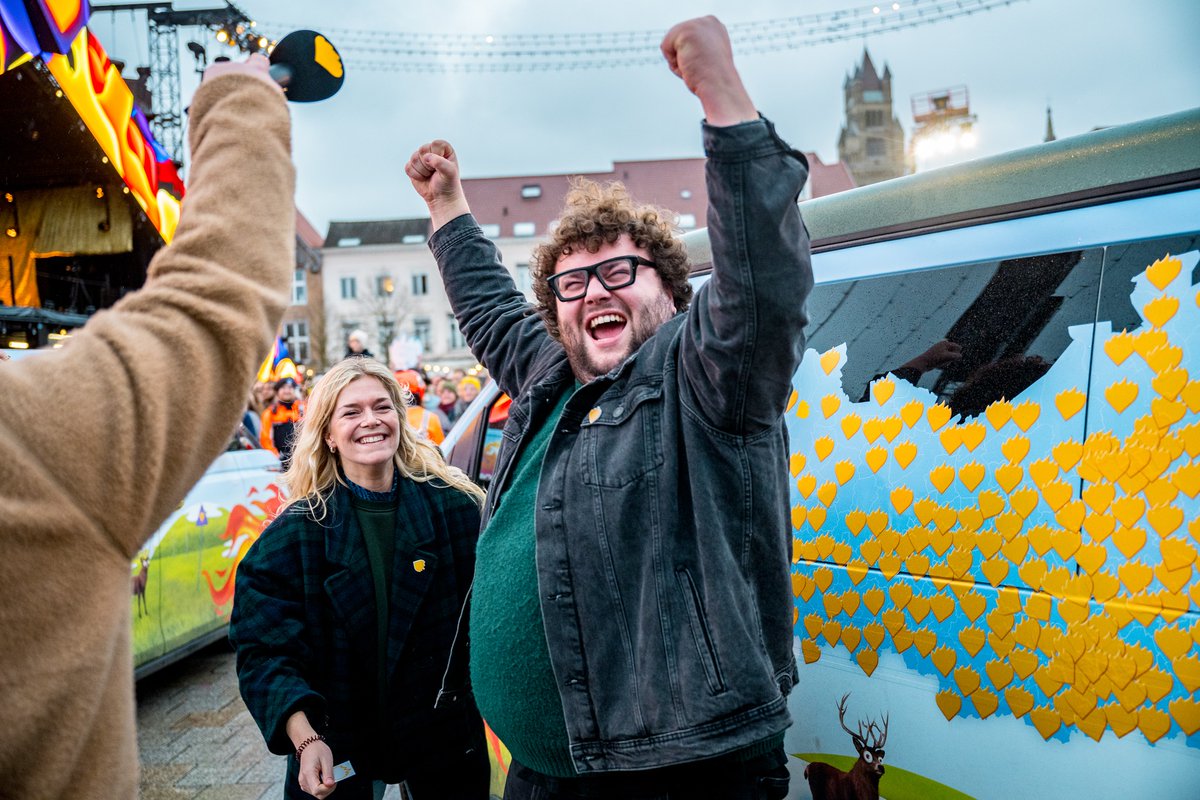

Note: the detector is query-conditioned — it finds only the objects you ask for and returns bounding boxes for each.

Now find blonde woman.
[231,358,489,799]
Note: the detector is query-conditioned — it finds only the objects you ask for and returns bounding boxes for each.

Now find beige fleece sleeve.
[0,72,295,558]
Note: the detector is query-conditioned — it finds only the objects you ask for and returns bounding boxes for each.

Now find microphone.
[267,30,345,103]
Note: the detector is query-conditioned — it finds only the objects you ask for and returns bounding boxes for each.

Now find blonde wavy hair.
[282,358,484,521]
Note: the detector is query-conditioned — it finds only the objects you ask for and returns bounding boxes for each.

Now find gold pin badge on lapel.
[413,559,426,573]
[586,407,602,424]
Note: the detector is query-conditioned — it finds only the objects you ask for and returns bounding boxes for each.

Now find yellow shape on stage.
[939,426,962,454]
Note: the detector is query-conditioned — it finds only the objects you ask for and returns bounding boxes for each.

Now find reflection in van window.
[1098,234,1200,335]
[805,248,1103,418]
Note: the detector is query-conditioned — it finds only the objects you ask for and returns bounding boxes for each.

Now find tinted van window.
[1097,234,1200,333]
[806,248,1104,418]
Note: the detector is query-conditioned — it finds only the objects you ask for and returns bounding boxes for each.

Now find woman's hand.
[287,710,336,797]
[298,739,337,798]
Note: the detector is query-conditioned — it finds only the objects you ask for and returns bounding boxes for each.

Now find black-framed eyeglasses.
[547,256,657,302]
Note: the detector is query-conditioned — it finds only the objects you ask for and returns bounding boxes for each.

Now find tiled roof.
[323,217,431,247]
[295,209,323,248]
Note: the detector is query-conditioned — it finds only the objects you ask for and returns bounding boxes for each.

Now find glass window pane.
[805,248,1104,418]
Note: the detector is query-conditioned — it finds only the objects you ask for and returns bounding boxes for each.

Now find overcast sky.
[96,0,1200,233]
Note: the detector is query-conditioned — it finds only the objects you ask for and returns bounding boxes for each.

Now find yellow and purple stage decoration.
[1,0,183,243]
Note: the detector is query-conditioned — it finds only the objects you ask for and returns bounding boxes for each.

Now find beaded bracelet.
[295,734,325,760]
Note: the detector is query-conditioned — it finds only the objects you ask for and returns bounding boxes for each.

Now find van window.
[805,248,1104,418]
[1096,234,1200,334]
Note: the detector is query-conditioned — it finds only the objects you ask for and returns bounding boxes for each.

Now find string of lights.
[253,0,1023,72]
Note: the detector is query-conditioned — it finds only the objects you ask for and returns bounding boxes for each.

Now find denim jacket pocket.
[675,566,727,695]
[580,383,664,488]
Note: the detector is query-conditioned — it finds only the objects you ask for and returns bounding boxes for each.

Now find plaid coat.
[230,478,484,787]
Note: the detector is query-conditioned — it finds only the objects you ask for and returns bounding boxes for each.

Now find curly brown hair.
[532,178,692,339]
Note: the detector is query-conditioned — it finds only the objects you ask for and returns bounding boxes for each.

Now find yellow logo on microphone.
[314,35,344,78]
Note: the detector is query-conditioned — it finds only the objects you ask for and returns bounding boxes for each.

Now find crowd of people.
[3,16,814,800]
[244,352,491,460]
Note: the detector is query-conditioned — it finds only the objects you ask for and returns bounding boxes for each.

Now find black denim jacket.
[430,116,813,772]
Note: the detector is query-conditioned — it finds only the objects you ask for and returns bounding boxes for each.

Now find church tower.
[837,50,907,186]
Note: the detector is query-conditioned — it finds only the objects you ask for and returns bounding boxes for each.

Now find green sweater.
[351,492,399,726]
[469,388,784,776]
[470,387,576,777]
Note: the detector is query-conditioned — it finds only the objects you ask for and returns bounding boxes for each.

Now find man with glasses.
[407,15,812,799]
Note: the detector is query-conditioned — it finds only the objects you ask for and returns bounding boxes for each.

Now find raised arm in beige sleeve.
[0,71,295,559]
[0,69,295,800]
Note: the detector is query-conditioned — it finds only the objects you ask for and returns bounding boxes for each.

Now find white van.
[444,107,1200,799]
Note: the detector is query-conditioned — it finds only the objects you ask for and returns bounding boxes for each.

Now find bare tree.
[322,275,414,365]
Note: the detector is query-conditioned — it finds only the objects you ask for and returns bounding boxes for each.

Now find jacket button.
[614,406,624,417]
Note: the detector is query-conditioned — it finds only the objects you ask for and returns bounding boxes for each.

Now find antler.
[837,693,889,749]
[862,714,889,748]
[836,693,862,743]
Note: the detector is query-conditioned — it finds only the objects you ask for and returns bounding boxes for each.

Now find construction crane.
[909,86,979,170]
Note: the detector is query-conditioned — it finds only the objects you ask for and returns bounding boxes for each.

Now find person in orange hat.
[395,369,447,445]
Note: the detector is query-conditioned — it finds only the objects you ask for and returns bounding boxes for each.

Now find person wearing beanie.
[345,328,375,360]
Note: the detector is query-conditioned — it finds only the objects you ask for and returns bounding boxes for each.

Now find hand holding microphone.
[204,30,345,103]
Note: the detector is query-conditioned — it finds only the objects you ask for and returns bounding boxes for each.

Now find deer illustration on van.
[804,693,888,800]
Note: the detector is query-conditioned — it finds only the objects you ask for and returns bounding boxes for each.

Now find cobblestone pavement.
[136,641,404,800]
